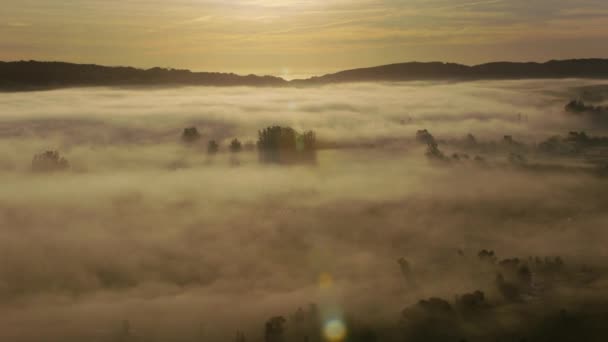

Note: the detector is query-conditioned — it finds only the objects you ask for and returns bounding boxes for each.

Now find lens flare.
[324,319,347,342]
[319,272,333,289]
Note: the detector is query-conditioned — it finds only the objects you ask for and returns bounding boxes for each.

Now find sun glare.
[324,319,347,342]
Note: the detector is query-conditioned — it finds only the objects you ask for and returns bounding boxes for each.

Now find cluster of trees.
[181,127,249,155]
[31,150,70,172]
[396,249,608,342]
[565,99,608,115]
[243,304,322,342]
[181,127,201,143]
[473,249,570,302]
[182,126,318,163]
[251,248,601,342]
[416,129,447,161]
[420,129,608,172]
[102,247,604,342]
[416,129,486,163]
[257,126,317,164]
[539,131,608,155]
[257,126,316,151]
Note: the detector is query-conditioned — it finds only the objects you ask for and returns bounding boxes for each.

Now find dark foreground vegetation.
[107,248,608,342]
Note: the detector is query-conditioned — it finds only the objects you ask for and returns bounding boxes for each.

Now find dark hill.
[0,61,287,91]
[292,59,608,85]
[2,59,608,91]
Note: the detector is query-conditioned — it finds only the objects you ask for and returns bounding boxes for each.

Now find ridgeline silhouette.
[3,59,608,91]
[0,61,287,91]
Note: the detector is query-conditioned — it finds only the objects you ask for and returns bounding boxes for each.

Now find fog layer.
[1,80,607,342]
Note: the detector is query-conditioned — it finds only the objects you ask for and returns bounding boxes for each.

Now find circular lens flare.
[319,272,333,289]
[324,319,346,342]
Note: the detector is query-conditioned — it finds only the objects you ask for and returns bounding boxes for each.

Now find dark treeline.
[248,250,608,342]
[105,249,608,342]
[565,99,608,117]
[31,126,608,173]
[0,61,287,91]
[179,125,317,165]
[420,129,608,158]
[257,126,316,164]
[4,59,608,91]
[292,59,608,84]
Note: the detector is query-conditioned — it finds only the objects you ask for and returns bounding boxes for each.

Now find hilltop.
[2,59,608,91]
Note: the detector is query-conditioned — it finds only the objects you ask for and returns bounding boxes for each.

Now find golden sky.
[2,0,608,77]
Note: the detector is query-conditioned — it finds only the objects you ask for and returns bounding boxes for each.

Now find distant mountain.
[0,61,287,91]
[293,59,608,84]
[2,59,608,91]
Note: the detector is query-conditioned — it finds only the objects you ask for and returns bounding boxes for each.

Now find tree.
[398,257,417,289]
[265,316,286,342]
[182,127,201,143]
[230,138,243,153]
[416,129,436,147]
[426,144,446,161]
[257,126,317,164]
[31,150,70,172]
[298,130,316,151]
[208,140,219,154]
[565,99,608,115]
[258,126,297,151]
[455,291,488,314]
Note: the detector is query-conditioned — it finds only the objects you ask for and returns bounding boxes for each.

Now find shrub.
[208,140,219,154]
[230,138,242,153]
[182,127,201,143]
[31,150,70,172]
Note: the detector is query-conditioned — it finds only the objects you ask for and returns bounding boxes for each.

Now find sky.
[2,0,608,77]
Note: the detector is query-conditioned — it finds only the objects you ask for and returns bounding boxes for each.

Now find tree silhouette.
[31,150,70,172]
[182,127,201,143]
[265,316,286,342]
[416,129,436,147]
[455,291,488,314]
[258,126,297,151]
[230,138,243,153]
[299,130,316,151]
[426,144,446,161]
[257,126,317,164]
[208,140,219,154]
[398,257,417,289]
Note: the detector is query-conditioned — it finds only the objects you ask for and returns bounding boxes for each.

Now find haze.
[3,0,608,77]
[2,80,608,341]
[3,1,608,341]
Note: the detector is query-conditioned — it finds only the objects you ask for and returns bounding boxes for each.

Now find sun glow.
[324,319,347,342]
